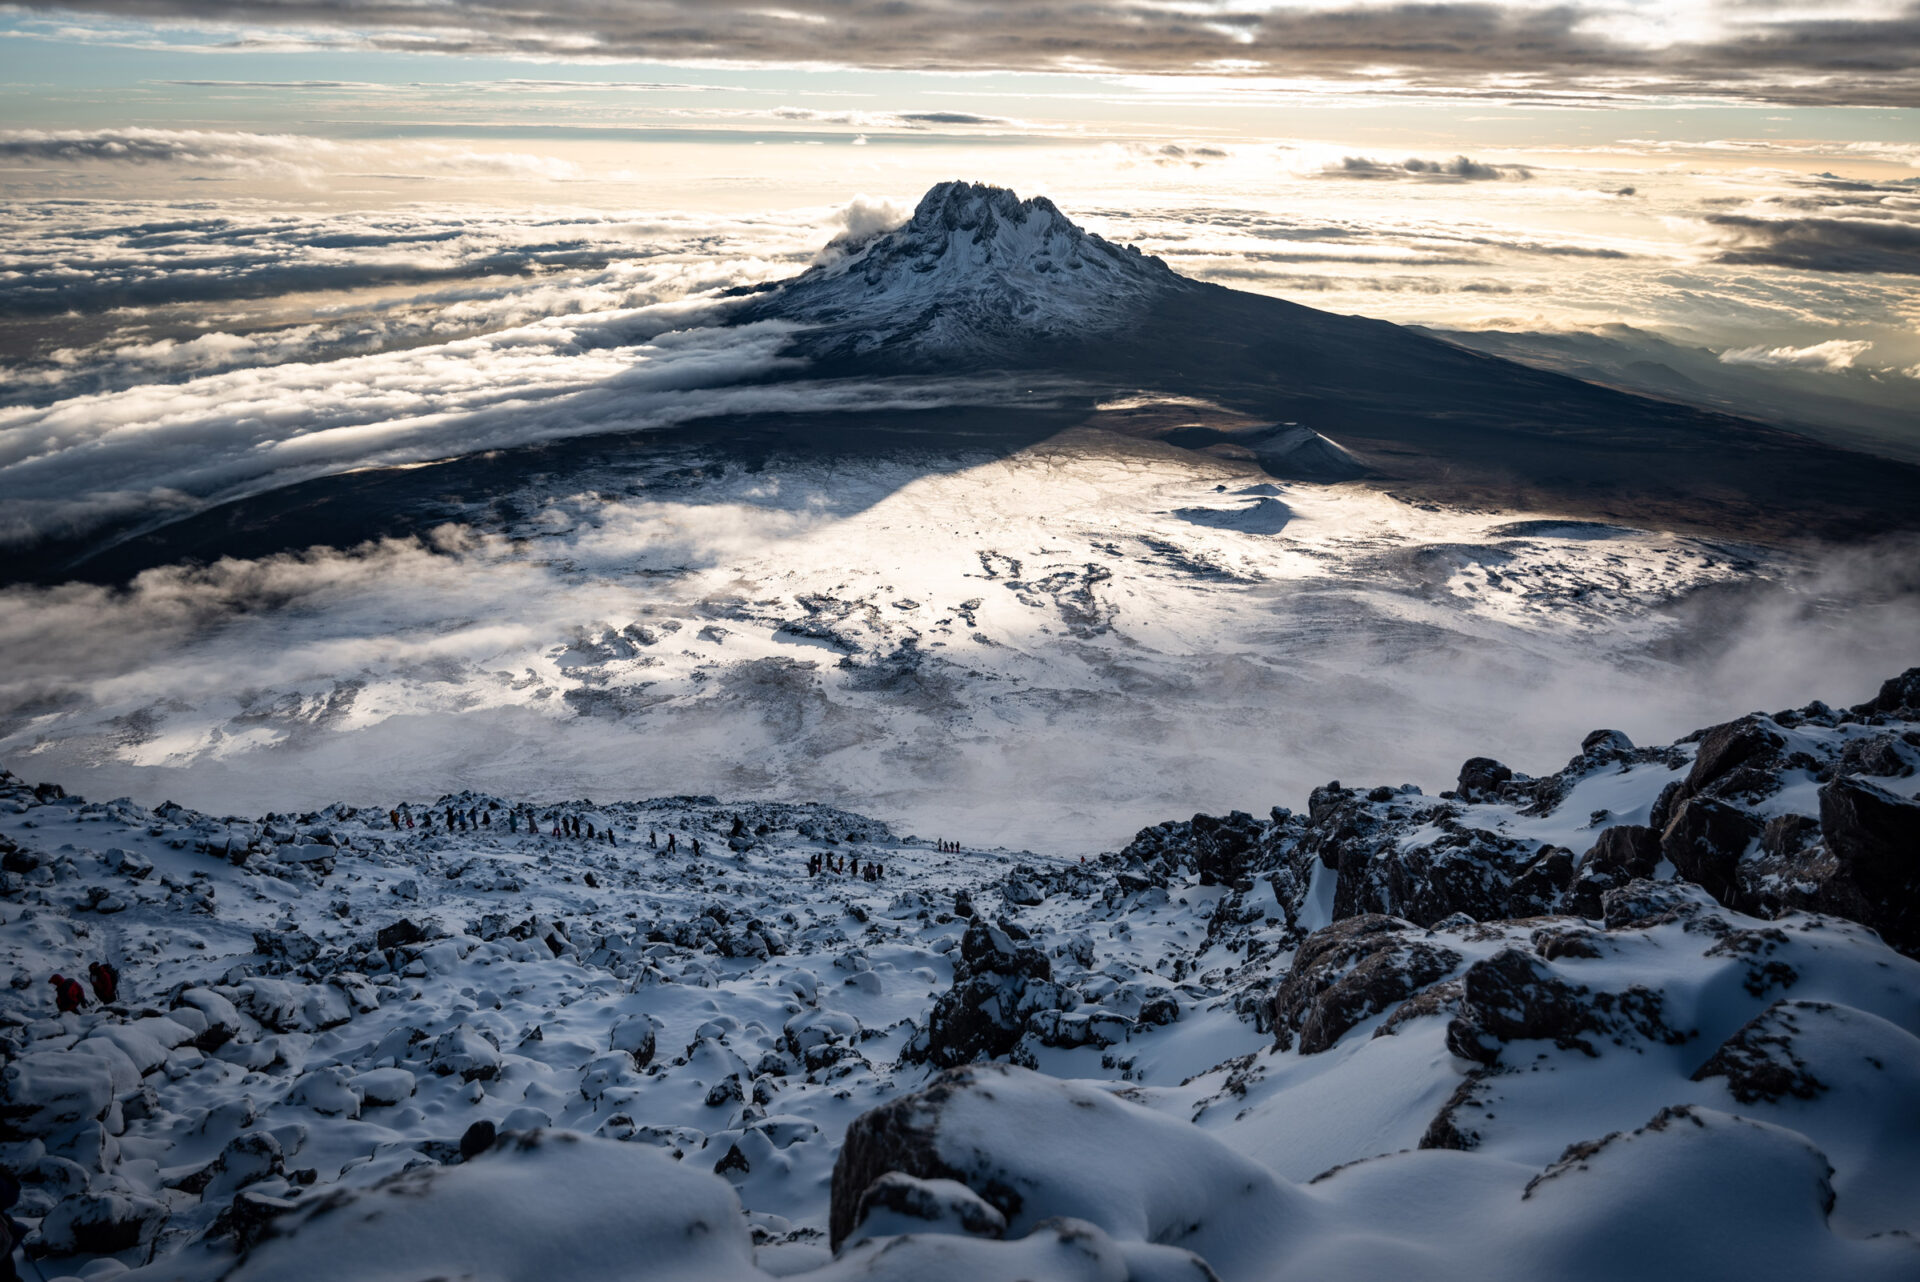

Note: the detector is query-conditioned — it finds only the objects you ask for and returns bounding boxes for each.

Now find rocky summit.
[746,180,1180,360]
[1,668,1917,1281]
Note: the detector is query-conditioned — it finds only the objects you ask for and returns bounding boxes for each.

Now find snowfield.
[3,671,1917,1281]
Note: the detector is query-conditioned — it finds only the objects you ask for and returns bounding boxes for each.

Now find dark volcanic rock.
[830,1068,1024,1251]
[1270,916,1461,1054]
[1456,757,1514,803]
[1855,666,1920,718]
[1660,797,1761,906]
[1189,810,1263,888]
[1567,824,1663,918]
[1686,718,1786,796]
[1585,824,1662,879]
[1837,733,1914,779]
[909,921,1063,1068]
[1813,777,1920,956]
[376,919,425,951]
[1447,947,1685,1064]
[848,1171,1007,1244]
[1601,879,1713,931]
[1690,1000,1831,1104]
[1335,834,1537,928]
[38,1190,168,1256]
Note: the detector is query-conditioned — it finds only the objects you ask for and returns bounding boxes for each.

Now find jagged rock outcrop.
[1270,916,1461,1053]
[904,920,1067,1068]
[748,181,1180,362]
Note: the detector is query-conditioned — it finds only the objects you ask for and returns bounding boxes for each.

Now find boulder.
[1188,810,1263,887]
[1270,915,1460,1053]
[1567,824,1662,917]
[1690,1000,1831,1104]
[1686,718,1785,795]
[351,1068,417,1108]
[1456,757,1514,802]
[845,1172,1007,1246]
[175,1130,285,1199]
[910,921,1066,1068]
[1583,824,1661,880]
[1813,776,1920,956]
[289,1067,360,1118]
[0,1050,116,1139]
[377,918,426,950]
[213,1189,301,1252]
[1855,666,1920,717]
[37,1190,168,1256]
[428,1025,501,1082]
[1446,948,1684,1064]
[610,1014,658,1069]
[221,1131,759,1282]
[1002,876,1045,906]
[827,1063,1302,1277]
[1838,733,1914,779]
[1660,797,1760,905]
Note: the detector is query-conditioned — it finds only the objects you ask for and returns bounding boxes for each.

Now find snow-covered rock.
[749,181,1180,361]
[222,1130,762,1282]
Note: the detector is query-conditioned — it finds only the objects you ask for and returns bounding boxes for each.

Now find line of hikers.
[386,804,617,845]
[810,852,884,880]
[47,962,118,1014]
[933,839,964,853]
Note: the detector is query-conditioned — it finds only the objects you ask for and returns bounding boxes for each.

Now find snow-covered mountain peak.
[757,181,1182,360]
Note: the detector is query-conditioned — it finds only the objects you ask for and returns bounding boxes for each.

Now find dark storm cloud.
[1705,214,1920,275]
[19,0,1920,105]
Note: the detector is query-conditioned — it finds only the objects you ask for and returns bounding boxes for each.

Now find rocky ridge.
[0,669,1915,1280]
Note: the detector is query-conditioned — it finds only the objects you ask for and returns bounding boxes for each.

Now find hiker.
[483,810,491,828]
[508,812,518,834]
[49,974,86,1014]
[691,838,702,858]
[648,830,657,849]
[406,811,415,829]
[586,822,595,840]
[608,830,617,847]
[667,833,677,853]
[88,961,118,1005]
[389,809,400,829]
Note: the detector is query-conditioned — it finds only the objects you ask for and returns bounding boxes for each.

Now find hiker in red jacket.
[88,961,119,1005]
[49,974,86,1014]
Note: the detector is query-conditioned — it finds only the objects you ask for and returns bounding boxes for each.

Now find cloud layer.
[19,0,1920,105]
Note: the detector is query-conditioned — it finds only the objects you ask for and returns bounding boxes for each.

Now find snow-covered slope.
[2,670,1917,1280]
[746,181,1182,360]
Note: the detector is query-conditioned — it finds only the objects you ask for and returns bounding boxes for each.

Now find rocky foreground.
[2,671,1918,1281]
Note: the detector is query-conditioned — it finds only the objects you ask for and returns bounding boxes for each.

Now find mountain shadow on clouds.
[14,180,1920,586]
[744,182,1920,543]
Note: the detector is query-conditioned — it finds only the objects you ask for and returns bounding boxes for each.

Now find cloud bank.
[18,0,1920,105]
[1325,154,1530,182]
